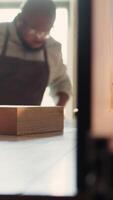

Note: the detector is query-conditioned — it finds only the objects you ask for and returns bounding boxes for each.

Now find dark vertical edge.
[77,0,92,193]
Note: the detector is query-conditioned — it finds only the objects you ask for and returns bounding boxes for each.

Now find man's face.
[18,15,54,48]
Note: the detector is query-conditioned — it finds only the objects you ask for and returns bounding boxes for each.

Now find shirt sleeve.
[48,42,72,101]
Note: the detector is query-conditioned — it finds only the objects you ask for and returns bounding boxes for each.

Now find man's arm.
[56,91,69,106]
[47,38,72,106]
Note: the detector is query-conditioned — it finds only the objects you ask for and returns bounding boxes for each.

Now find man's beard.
[17,36,45,52]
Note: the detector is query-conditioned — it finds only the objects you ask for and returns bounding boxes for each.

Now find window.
[0,9,20,22]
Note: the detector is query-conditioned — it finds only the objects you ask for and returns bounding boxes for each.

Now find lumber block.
[0,106,64,136]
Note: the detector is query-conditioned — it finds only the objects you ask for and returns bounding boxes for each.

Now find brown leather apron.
[0,27,49,105]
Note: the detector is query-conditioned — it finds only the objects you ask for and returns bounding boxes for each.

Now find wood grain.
[0,106,64,136]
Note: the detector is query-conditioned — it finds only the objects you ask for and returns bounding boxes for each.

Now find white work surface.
[0,120,77,197]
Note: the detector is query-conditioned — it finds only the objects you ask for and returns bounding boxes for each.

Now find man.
[0,0,72,106]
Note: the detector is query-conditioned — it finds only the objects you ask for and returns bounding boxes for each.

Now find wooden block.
[0,106,64,136]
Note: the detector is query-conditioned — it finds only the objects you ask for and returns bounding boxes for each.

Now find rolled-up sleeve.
[47,40,72,100]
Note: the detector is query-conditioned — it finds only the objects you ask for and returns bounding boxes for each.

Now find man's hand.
[56,92,69,106]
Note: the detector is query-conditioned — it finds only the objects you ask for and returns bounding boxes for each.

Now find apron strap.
[43,44,49,66]
[1,25,9,56]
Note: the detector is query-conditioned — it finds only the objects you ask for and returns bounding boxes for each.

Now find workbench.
[0,120,77,197]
